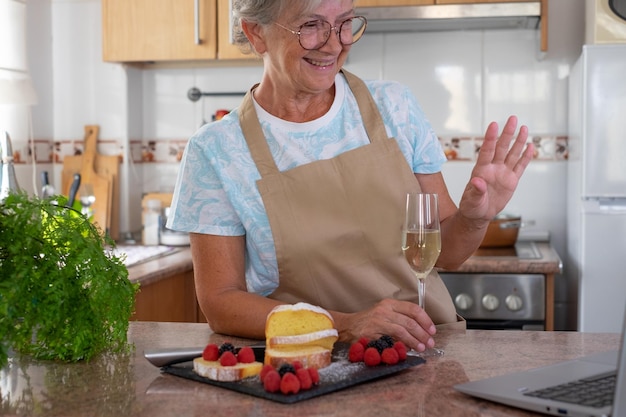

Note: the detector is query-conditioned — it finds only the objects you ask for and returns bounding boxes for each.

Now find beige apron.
[239,69,463,328]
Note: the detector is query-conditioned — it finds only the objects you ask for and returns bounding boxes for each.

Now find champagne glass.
[402,193,444,357]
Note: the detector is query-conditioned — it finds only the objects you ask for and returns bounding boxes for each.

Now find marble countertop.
[441,241,562,275]
[125,241,562,289]
[125,246,193,286]
[1,322,619,417]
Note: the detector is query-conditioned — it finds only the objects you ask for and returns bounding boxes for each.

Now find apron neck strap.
[340,69,388,143]
[239,84,279,177]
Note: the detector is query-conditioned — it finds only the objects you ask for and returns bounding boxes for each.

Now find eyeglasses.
[275,16,367,50]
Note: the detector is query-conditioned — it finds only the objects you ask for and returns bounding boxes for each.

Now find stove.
[440,241,546,330]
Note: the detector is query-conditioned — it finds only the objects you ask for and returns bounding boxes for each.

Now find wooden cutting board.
[61,125,120,239]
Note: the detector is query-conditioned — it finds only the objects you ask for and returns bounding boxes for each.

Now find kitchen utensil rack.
[187,88,246,102]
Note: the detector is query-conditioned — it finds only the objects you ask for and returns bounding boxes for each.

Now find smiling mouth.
[306,57,335,68]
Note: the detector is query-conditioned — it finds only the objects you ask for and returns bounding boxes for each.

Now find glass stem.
[417,277,426,310]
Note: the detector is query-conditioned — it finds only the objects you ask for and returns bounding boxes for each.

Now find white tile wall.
[0,0,28,71]
[20,0,586,328]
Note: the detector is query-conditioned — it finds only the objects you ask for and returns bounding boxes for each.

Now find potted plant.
[0,192,138,366]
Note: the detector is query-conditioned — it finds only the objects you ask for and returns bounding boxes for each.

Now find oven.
[439,241,546,330]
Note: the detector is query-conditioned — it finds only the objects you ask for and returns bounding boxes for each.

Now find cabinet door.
[216,0,257,60]
[356,0,433,5]
[102,0,217,62]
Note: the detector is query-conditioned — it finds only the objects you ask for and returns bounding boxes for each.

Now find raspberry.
[363,347,381,366]
[292,360,303,370]
[393,341,408,361]
[381,347,399,365]
[202,343,219,361]
[280,372,301,395]
[260,364,274,382]
[236,346,255,363]
[348,342,365,362]
[307,367,320,385]
[219,351,237,366]
[357,337,370,348]
[263,369,281,393]
[296,368,313,390]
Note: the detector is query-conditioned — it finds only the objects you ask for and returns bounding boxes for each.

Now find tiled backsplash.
[16,135,569,165]
[441,135,569,161]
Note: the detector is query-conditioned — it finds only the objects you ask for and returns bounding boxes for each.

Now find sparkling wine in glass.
[403,193,444,357]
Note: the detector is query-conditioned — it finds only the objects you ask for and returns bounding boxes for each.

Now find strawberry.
[280,372,301,395]
[202,343,219,361]
[296,368,313,390]
[381,347,399,365]
[307,367,320,385]
[357,337,370,348]
[393,341,408,361]
[348,342,365,362]
[219,351,237,366]
[236,346,255,363]
[363,347,381,366]
[260,364,275,382]
[263,369,281,393]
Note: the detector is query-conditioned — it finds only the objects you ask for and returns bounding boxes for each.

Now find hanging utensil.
[41,171,56,198]
[67,173,81,208]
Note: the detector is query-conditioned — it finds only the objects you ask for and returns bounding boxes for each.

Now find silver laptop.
[455,307,626,417]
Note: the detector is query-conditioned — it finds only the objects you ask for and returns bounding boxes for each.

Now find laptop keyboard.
[523,371,616,408]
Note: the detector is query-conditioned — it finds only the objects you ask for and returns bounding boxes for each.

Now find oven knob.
[481,294,500,311]
[505,294,524,311]
[454,293,473,310]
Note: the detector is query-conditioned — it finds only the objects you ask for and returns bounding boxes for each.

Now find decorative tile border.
[438,135,568,161]
[15,136,569,165]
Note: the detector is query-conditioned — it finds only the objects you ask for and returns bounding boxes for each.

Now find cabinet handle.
[228,0,234,44]
[194,0,201,45]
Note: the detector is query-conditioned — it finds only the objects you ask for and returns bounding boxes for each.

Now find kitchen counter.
[126,246,193,287]
[446,242,562,275]
[124,243,563,326]
[0,322,619,417]
[123,247,202,322]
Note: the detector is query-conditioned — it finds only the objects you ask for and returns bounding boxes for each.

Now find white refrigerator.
[567,44,626,333]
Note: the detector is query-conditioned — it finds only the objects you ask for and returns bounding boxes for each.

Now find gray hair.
[231,0,328,54]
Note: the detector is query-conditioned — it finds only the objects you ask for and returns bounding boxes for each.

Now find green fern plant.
[0,191,138,366]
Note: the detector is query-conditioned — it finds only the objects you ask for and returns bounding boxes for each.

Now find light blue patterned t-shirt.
[167,73,445,296]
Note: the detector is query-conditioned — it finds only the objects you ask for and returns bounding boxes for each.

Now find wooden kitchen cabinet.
[102,0,217,62]
[216,0,254,60]
[129,248,207,323]
[102,0,254,62]
[132,269,205,323]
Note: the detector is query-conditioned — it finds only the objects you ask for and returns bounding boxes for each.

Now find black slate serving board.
[162,343,425,404]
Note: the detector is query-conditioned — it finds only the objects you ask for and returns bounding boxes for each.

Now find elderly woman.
[167,0,533,353]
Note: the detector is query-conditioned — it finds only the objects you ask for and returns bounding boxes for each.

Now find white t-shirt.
[167,73,445,295]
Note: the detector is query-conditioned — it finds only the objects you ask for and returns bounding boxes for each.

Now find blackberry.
[379,335,395,349]
[366,339,386,354]
[218,342,236,356]
[278,364,296,377]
